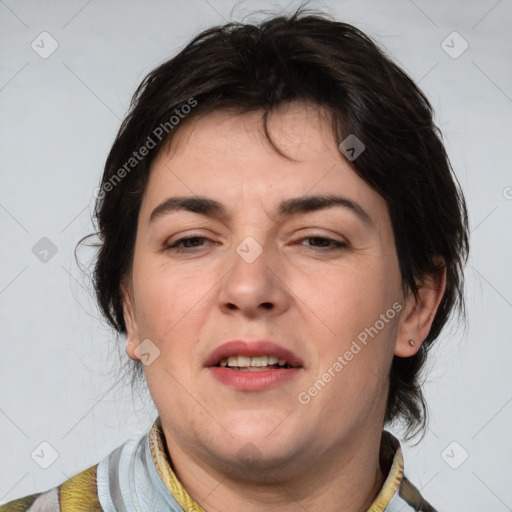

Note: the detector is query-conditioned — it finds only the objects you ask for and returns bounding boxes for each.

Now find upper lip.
[205,340,304,368]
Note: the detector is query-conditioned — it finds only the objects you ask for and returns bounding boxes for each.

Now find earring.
[408,339,415,347]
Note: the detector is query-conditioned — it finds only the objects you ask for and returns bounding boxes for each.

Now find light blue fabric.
[96,433,184,512]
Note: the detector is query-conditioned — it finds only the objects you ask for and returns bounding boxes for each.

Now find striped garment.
[0,417,438,511]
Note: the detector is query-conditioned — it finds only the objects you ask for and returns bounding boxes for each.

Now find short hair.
[78,7,469,441]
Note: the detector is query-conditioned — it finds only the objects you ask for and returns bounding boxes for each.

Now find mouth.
[205,340,304,391]
[205,339,304,369]
[214,355,299,371]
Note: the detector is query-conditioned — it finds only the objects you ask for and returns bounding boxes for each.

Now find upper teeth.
[219,355,288,367]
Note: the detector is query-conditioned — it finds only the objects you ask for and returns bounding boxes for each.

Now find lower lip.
[207,366,302,391]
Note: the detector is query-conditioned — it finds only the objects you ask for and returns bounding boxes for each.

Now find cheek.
[317,262,389,320]
[312,263,400,365]
[132,262,206,342]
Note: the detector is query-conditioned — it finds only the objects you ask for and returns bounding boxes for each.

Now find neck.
[161,425,387,512]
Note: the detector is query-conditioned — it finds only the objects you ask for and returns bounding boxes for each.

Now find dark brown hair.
[78,7,469,441]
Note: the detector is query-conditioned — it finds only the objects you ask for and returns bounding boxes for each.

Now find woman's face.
[123,104,425,474]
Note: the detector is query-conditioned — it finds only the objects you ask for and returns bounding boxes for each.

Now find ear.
[394,258,447,357]
[121,279,140,361]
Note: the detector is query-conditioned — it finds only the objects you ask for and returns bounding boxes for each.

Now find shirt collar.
[148,416,404,512]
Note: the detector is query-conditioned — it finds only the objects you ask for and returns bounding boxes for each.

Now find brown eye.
[298,236,347,251]
[166,236,212,251]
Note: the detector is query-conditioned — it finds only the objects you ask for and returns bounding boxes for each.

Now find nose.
[217,239,290,318]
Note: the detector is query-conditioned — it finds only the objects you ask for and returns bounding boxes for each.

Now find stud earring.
[408,339,415,347]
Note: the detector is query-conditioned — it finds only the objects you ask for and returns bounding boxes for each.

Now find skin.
[123,102,446,512]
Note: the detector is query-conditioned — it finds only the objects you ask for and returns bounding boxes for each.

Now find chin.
[208,441,301,478]
[222,410,296,440]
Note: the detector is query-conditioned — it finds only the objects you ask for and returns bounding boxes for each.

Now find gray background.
[1,0,511,509]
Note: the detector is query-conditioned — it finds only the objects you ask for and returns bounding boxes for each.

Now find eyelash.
[165,235,347,252]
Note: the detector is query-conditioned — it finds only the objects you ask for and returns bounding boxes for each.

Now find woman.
[1,7,469,512]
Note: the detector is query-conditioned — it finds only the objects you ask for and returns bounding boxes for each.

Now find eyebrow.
[149,194,373,226]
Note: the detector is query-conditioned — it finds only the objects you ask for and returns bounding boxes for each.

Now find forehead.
[160,103,338,164]
[140,106,388,228]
